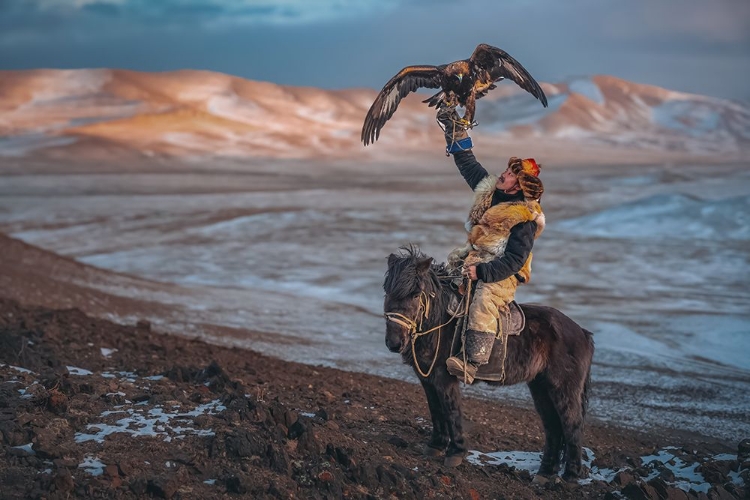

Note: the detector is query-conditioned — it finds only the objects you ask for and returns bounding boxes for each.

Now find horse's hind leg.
[528,377,563,476]
[548,381,586,480]
[420,379,449,456]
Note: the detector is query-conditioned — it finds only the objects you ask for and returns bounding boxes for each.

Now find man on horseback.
[438,106,545,384]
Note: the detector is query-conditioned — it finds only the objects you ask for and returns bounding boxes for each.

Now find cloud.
[0,0,748,101]
[600,0,750,46]
[9,0,401,26]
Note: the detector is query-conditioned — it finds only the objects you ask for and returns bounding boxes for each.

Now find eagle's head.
[445,61,470,87]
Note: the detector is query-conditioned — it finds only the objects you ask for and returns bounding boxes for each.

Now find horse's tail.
[581,329,594,424]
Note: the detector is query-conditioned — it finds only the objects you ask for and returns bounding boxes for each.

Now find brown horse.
[383,247,594,480]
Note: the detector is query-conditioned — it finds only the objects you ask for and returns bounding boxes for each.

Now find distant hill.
[1,69,748,162]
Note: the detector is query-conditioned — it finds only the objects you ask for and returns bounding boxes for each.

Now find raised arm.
[437,106,488,190]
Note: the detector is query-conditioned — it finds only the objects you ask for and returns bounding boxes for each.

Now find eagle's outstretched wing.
[361,65,443,146]
[470,44,548,107]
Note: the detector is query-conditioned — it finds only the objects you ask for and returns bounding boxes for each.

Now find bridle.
[385,288,467,378]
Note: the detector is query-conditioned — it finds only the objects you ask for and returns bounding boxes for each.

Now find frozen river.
[1,157,748,443]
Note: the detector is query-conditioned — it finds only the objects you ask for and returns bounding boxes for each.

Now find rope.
[461,279,473,384]
[385,288,468,379]
[496,305,511,384]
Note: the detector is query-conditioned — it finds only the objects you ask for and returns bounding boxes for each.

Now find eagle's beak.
[457,73,463,82]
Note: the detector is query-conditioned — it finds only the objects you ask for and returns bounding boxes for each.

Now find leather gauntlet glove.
[436,105,472,154]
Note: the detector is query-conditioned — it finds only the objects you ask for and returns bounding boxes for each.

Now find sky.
[1,0,749,102]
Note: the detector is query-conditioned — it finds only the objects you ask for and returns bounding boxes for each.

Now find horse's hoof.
[561,471,581,483]
[423,445,444,458]
[444,455,464,467]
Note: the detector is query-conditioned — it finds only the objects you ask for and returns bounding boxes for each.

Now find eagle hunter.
[361,43,548,146]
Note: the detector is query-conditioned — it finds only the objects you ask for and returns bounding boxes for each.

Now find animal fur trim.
[467,175,498,230]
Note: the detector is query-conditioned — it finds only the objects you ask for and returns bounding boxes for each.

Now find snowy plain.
[0,158,748,443]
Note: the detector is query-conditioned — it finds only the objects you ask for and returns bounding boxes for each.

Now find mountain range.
[1,69,748,162]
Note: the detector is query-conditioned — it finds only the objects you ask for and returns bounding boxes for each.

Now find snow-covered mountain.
[0,69,748,161]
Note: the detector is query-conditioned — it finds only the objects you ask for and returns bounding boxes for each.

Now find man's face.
[496,166,520,192]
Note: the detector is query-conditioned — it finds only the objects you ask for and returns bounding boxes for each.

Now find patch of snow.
[569,78,605,105]
[145,375,164,381]
[477,93,566,132]
[1,364,35,374]
[100,347,117,358]
[75,399,226,443]
[652,100,722,137]
[13,443,36,455]
[78,455,106,476]
[469,446,741,492]
[67,366,93,376]
[204,479,216,485]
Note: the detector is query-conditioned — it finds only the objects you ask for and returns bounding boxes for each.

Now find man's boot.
[446,330,495,384]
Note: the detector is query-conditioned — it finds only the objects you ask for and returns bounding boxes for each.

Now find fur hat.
[508,157,544,200]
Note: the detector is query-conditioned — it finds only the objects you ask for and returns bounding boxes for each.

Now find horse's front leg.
[419,379,449,456]
[432,366,467,466]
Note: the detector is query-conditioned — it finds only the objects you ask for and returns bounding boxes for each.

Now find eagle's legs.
[459,94,478,129]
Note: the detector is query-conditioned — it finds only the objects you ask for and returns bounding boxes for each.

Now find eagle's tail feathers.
[422,91,446,108]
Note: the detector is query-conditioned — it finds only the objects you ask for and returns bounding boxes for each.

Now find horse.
[383,246,594,480]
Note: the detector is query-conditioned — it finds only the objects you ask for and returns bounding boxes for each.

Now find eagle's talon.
[456,118,473,130]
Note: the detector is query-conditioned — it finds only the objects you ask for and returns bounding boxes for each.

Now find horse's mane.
[383,245,452,303]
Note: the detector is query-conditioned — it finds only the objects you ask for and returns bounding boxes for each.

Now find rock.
[53,458,78,468]
[147,478,178,499]
[52,471,74,493]
[707,485,737,500]
[614,471,637,488]
[531,475,549,486]
[117,461,133,477]
[268,444,291,476]
[287,420,305,440]
[225,475,249,494]
[226,428,268,458]
[698,462,729,485]
[104,464,119,478]
[647,478,670,499]
[621,483,660,500]
[129,478,148,495]
[46,389,68,414]
[658,467,677,482]
[317,471,334,482]
[136,319,151,331]
[335,447,353,468]
[7,447,32,458]
[387,435,408,448]
[664,487,690,500]
[33,418,72,459]
[296,424,320,455]
[738,439,750,461]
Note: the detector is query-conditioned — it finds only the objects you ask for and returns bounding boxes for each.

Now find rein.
[385,285,468,378]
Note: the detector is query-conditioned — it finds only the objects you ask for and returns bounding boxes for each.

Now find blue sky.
[1,0,749,102]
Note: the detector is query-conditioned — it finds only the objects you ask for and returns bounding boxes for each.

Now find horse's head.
[383,247,434,353]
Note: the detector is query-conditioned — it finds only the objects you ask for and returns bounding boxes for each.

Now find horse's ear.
[387,253,398,268]
[416,257,433,274]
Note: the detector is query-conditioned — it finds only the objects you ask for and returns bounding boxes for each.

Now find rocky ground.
[0,297,748,499]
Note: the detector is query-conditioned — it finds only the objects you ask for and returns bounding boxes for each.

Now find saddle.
[447,297,526,337]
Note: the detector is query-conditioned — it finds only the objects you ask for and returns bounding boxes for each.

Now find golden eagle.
[361,43,548,146]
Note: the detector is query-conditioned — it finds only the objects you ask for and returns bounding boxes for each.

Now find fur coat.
[449,175,545,282]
